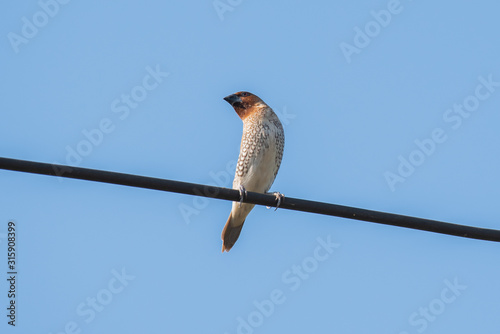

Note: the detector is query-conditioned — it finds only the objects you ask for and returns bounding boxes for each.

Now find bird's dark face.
[224,91,263,119]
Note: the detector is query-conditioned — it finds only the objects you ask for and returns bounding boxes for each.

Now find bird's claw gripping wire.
[238,185,247,208]
[273,192,285,211]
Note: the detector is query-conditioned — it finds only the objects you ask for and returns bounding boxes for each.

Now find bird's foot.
[238,185,247,208]
[273,192,285,211]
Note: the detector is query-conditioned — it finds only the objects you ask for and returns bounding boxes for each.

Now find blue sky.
[1,0,500,333]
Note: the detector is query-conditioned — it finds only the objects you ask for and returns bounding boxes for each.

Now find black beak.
[224,94,242,106]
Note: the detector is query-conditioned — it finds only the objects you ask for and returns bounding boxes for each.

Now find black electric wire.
[1,156,499,242]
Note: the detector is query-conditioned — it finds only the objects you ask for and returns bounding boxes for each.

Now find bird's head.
[224,91,266,120]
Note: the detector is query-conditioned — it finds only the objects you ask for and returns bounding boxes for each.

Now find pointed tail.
[221,214,245,252]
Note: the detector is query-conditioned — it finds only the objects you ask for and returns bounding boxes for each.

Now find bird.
[221,91,285,252]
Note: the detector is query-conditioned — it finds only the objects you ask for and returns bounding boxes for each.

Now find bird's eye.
[240,92,249,97]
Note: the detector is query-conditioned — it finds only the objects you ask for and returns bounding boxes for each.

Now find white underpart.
[229,106,285,225]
